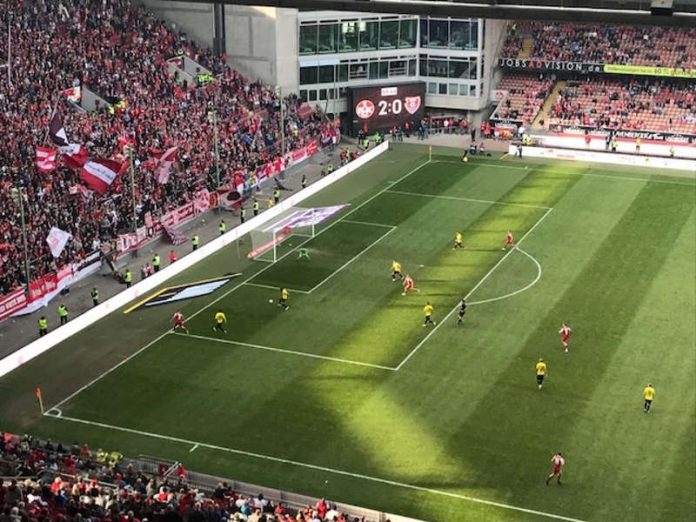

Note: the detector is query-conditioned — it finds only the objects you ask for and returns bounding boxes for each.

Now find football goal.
[248,207,318,263]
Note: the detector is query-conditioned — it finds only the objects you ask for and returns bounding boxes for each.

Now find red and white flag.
[49,112,69,147]
[35,146,58,173]
[156,146,178,184]
[64,87,81,103]
[46,227,72,258]
[80,158,123,194]
[68,184,93,200]
[61,144,89,170]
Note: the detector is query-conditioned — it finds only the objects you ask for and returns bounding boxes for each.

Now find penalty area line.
[396,207,553,371]
[45,414,587,522]
[172,332,397,371]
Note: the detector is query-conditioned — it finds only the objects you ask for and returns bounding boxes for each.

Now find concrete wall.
[481,18,507,110]
[225,5,299,89]
[141,1,299,89]
[141,1,215,48]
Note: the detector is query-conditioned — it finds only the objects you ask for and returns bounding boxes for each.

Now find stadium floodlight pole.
[275,86,285,158]
[12,186,30,295]
[127,145,138,233]
[207,110,221,190]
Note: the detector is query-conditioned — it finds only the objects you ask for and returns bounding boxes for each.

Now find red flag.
[117,134,136,151]
[80,158,123,194]
[35,146,58,173]
[156,146,178,184]
[61,144,89,170]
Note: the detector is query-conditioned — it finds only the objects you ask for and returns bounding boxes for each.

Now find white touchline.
[435,159,696,186]
[173,332,397,371]
[386,189,553,210]
[309,227,396,294]
[44,160,433,413]
[468,247,542,306]
[395,207,554,371]
[44,413,587,522]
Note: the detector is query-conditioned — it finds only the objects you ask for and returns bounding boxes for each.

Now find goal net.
[248,207,318,263]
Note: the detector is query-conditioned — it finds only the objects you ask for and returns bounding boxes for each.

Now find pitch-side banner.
[603,64,696,79]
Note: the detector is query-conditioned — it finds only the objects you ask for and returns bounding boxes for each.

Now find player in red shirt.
[171,311,188,334]
[559,323,572,353]
[401,274,420,296]
[546,452,565,485]
[502,230,514,250]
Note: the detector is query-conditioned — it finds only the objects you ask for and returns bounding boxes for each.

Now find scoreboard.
[347,82,426,135]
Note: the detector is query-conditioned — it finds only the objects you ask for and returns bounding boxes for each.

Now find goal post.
[248,207,317,263]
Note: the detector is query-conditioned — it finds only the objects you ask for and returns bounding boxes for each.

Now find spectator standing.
[58,304,69,325]
[169,250,177,264]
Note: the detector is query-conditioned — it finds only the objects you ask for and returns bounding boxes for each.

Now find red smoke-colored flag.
[35,146,58,173]
[49,112,69,147]
[156,146,178,184]
[80,158,124,194]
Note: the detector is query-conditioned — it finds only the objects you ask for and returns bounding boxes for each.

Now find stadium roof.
[175,0,696,26]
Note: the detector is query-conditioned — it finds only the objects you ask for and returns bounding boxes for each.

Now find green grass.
[0,144,694,521]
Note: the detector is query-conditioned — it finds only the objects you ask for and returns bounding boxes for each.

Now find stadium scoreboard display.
[348,82,426,135]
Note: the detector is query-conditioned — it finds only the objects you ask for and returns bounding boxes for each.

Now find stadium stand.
[0,432,363,521]
[548,78,696,134]
[490,74,554,125]
[501,20,696,68]
[0,0,333,296]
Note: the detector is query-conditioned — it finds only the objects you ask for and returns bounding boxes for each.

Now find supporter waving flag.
[155,146,178,184]
[35,146,58,173]
[46,227,72,258]
[80,158,124,194]
[60,144,89,169]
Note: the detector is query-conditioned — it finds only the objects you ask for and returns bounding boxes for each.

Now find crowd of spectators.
[502,20,696,69]
[548,78,696,133]
[0,0,332,296]
[491,74,554,125]
[1,432,364,522]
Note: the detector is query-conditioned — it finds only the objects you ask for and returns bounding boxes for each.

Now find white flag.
[46,227,72,258]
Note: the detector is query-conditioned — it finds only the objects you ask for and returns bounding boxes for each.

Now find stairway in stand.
[518,37,534,59]
[532,80,566,129]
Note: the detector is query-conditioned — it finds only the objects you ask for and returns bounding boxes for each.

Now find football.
[268,299,273,303]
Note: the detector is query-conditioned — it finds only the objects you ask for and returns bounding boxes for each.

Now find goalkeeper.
[297,247,310,260]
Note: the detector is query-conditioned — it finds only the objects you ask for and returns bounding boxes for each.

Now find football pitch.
[0,144,694,521]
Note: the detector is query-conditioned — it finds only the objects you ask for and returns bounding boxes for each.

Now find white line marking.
[244,282,310,294]
[189,444,199,453]
[500,153,509,160]
[47,332,171,412]
[47,414,587,522]
[435,159,696,186]
[44,160,433,413]
[174,332,397,371]
[468,248,542,306]
[396,207,554,371]
[309,227,397,294]
[386,189,552,210]
[342,219,394,229]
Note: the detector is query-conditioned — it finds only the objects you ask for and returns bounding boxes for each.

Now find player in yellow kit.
[453,232,463,249]
[535,358,547,390]
[391,260,404,281]
[423,302,435,327]
[278,287,290,310]
[643,383,655,413]
[213,310,227,333]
